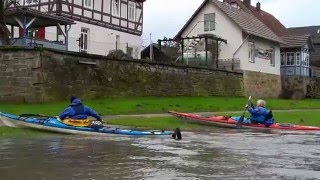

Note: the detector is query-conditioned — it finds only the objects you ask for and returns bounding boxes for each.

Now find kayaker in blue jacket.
[246,99,274,127]
[59,96,102,121]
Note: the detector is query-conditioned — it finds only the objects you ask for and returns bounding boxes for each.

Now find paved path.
[102,109,320,119]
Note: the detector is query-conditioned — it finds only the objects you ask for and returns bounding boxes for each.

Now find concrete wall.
[0,47,244,103]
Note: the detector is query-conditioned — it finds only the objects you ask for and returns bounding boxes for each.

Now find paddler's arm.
[59,107,72,120]
[85,106,102,121]
[248,107,266,115]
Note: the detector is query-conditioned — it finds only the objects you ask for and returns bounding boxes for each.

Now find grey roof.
[288,26,320,44]
[280,34,314,51]
[211,0,282,43]
[280,34,310,47]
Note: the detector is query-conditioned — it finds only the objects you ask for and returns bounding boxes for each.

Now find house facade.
[6,0,145,58]
[174,0,282,75]
[288,26,320,77]
[280,34,313,77]
[220,0,314,77]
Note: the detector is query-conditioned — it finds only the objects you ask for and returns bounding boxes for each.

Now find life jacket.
[264,110,275,127]
[265,110,273,120]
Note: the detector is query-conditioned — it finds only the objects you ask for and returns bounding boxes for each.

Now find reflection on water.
[0,128,320,180]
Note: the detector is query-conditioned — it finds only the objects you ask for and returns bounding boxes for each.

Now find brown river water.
[0,127,320,180]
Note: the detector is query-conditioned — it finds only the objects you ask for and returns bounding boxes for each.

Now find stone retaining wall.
[0,47,245,103]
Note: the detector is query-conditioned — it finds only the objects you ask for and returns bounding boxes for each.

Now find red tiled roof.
[174,0,282,43]
[227,1,313,48]
[212,0,282,43]
[248,7,288,37]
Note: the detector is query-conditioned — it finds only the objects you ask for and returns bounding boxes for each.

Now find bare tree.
[0,0,19,45]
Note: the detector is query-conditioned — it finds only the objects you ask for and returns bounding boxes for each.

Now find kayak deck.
[0,112,174,136]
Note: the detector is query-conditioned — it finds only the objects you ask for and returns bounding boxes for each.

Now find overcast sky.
[142,0,320,45]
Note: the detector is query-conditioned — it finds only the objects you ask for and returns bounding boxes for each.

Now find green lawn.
[1,111,319,136]
[107,111,320,129]
[0,96,319,116]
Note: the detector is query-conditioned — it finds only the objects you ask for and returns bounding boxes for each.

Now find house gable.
[175,0,282,43]
[174,0,281,75]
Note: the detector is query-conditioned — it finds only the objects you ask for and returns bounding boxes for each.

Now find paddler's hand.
[245,104,249,108]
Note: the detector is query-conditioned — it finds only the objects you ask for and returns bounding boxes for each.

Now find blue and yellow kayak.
[0,112,176,137]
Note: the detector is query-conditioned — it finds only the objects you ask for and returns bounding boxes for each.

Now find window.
[127,46,133,57]
[305,54,309,67]
[112,0,121,16]
[204,13,215,31]
[80,28,89,52]
[280,53,285,66]
[296,52,300,66]
[269,48,275,66]
[286,52,295,66]
[318,29,320,34]
[116,35,120,50]
[248,41,255,63]
[84,0,93,8]
[128,2,136,21]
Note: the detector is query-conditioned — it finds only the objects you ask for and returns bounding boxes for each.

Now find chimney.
[243,0,251,8]
[256,2,261,11]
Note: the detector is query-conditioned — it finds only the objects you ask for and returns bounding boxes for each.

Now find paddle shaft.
[236,96,252,128]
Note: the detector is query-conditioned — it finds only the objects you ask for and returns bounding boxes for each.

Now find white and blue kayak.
[0,112,178,137]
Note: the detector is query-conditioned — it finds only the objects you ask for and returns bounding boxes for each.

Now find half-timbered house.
[5,0,145,58]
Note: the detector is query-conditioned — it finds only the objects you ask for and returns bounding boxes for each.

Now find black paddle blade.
[236,115,244,129]
[172,128,182,140]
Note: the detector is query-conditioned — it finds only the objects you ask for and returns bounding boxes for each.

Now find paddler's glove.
[250,102,254,108]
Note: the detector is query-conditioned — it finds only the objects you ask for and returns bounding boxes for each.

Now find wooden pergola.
[158,34,227,67]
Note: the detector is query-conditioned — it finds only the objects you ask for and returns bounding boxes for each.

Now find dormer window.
[230,2,239,8]
[112,0,121,17]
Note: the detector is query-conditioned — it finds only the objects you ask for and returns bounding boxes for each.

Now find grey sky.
[142,0,320,46]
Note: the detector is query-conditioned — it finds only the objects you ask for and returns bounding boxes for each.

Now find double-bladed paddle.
[236,96,252,129]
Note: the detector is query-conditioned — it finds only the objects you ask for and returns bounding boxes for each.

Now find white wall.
[179,2,280,75]
[46,21,142,59]
[239,37,280,75]
[181,3,243,60]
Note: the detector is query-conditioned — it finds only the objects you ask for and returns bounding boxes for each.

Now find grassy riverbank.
[0,96,319,116]
[1,111,319,136]
[0,97,319,135]
[107,111,320,130]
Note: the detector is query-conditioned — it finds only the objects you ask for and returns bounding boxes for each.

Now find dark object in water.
[172,128,182,140]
